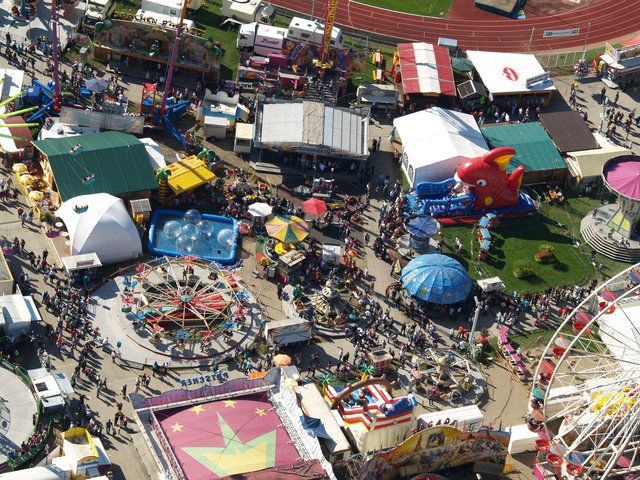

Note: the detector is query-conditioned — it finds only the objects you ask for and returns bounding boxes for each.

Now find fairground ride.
[529,262,640,479]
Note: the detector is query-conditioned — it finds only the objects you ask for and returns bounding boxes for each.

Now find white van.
[286,16,343,49]
[417,405,484,432]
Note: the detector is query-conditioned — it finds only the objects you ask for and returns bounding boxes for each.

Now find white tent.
[394,107,488,186]
[56,193,142,264]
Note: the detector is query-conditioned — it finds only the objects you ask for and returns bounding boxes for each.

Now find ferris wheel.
[529,263,640,479]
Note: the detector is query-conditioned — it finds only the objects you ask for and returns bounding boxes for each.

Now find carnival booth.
[417,405,484,432]
[393,43,456,107]
[466,50,556,106]
[234,123,254,154]
[594,43,640,88]
[325,379,417,453]
[564,132,631,188]
[394,107,488,187]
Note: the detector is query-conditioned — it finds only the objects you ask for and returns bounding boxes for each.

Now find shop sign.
[525,72,550,88]
[543,28,579,38]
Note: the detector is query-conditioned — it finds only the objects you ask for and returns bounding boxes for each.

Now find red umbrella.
[303,197,327,215]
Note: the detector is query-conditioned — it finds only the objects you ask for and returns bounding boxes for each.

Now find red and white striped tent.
[397,42,456,98]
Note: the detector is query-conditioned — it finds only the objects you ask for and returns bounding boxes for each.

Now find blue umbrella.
[401,254,473,304]
[405,215,440,240]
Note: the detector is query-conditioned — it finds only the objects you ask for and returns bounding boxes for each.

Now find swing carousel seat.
[74,206,88,213]
[82,177,96,186]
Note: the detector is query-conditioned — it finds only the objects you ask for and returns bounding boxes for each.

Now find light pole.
[469,296,481,360]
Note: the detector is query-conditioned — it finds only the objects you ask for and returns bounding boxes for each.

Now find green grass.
[186,0,239,80]
[437,194,629,294]
[352,0,452,17]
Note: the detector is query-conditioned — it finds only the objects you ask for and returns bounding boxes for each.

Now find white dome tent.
[56,193,142,264]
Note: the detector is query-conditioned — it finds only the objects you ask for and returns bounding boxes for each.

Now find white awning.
[61,253,102,273]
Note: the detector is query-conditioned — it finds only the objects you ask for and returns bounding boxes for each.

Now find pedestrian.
[121,384,127,398]
[111,350,117,363]
[106,419,113,435]
[614,91,620,106]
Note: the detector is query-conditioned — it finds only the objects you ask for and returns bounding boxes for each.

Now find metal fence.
[535,50,585,69]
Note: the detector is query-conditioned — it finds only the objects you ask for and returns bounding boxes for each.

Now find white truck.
[221,0,275,26]
[81,0,116,34]
[140,0,205,16]
[237,16,344,57]
[238,22,287,57]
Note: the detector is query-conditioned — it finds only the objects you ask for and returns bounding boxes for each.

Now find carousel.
[91,257,261,364]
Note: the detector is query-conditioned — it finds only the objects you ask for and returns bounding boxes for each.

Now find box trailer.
[264,318,314,346]
[417,405,484,432]
[286,16,343,49]
[221,0,275,26]
[141,0,204,16]
[238,23,287,57]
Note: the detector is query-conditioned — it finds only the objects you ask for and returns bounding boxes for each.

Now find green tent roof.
[34,131,157,201]
[481,122,566,173]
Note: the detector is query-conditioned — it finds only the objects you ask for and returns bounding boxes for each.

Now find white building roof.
[466,50,556,94]
[259,101,369,157]
[235,122,255,140]
[395,107,487,169]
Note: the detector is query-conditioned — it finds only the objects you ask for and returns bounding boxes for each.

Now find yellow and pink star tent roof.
[157,393,300,480]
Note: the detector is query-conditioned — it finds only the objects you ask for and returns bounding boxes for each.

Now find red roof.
[397,43,455,97]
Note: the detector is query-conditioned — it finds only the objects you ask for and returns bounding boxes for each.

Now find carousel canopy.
[405,215,441,240]
[401,254,473,304]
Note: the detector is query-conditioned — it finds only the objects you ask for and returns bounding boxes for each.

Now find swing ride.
[87,257,261,362]
[530,263,640,479]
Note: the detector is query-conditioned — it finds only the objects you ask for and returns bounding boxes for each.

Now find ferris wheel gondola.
[530,263,640,479]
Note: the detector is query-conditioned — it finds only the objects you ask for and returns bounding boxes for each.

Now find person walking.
[106,419,113,435]
[20,211,27,227]
[121,384,127,398]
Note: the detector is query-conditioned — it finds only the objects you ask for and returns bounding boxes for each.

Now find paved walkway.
[0,0,85,49]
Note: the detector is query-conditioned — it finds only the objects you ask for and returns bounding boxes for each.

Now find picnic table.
[498,334,509,345]
[504,344,515,354]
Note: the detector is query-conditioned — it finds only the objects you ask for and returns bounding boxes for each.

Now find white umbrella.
[248,202,273,217]
[85,77,109,93]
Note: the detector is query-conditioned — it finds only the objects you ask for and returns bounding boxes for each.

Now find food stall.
[61,253,102,284]
[595,43,640,88]
[277,249,306,280]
